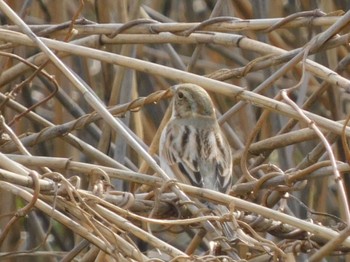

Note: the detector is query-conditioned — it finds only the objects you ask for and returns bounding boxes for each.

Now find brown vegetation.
[0,1,350,261]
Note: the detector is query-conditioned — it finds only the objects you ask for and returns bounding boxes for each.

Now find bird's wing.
[198,129,232,193]
[160,121,233,192]
[159,122,204,188]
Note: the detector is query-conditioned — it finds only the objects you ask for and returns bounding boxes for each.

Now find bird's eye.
[177,91,184,99]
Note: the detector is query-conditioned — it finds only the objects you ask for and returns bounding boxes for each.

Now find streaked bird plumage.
[159,83,232,193]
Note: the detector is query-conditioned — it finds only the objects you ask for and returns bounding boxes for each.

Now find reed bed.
[0,1,350,261]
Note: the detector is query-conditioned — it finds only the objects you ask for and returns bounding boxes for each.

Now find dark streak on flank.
[181,126,190,150]
[192,159,198,171]
[196,129,201,158]
[194,171,203,187]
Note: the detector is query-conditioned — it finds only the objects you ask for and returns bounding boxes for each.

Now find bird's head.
[171,84,215,119]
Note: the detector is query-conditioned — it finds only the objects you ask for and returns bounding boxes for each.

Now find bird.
[159,83,232,195]
[159,84,244,257]
[159,86,269,257]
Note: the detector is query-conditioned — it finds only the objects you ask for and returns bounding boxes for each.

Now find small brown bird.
[159,83,232,193]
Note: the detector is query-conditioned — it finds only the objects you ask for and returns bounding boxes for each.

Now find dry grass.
[0,0,350,261]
